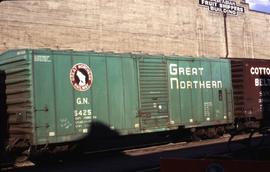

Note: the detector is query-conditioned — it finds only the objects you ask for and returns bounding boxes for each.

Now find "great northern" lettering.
[169,63,223,90]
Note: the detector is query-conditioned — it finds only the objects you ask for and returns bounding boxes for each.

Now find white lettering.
[169,63,222,90]
[76,97,89,105]
[187,81,192,89]
[170,78,179,89]
[217,81,222,88]
[180,81,186,89]
[250,67,270,76]
[255,78,259,86]
[192,68,198,75]
[199,0,244,16]
[206,81,211,88]
[169,64,204,76]
[267,68,270,75]
[169,80,223,90]
[179,67,185,75]
[212,81,217,88]
[198,68,204,75]
[186,68,191,75]
[250,67,255,75]
[34,55,52,62]
[199,81,205,88]
[193,81,198,88]
[169,64,178,75]
[254,78,270,87]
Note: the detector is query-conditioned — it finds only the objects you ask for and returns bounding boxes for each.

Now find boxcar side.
[0,49,234,153]
[231,59,270,127]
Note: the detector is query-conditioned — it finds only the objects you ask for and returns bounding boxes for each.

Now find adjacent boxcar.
[231,59,270,127]
[0,49,233,152]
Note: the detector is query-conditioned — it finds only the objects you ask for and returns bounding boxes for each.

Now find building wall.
[0,0,269,58]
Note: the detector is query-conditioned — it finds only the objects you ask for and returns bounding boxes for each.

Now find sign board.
[199,0,245,15]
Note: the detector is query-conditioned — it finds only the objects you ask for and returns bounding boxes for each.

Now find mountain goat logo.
[70,63,93,91]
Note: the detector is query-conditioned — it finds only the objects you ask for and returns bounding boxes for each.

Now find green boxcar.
[0,49,233,149]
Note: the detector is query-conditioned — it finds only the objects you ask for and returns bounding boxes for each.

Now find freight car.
[231,59,270,128]
[0,49,233,160]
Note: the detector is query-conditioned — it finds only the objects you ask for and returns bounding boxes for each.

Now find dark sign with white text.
[199,0,245,15]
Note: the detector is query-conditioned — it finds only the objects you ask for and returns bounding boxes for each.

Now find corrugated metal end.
[0,52,33,148]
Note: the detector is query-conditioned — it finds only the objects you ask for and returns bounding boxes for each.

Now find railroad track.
[123,133,257,156]
[133,133,270,172]
[1,133,267,172]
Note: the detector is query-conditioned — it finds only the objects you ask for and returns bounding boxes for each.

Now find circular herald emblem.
[70,63,93,91]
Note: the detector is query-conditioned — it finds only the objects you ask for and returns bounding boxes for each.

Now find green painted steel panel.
[211,61,224,121]
[168,60,181,126]
[33,52,56,144]
[168,58,233,128]
[107,57,126,130]
[91,55,110,126]
[0,49,233,146]
[71,54,93,135]
[190,60,204,123]
[221,61,234,121]
[121,58,139,132]
[53,54,74,136]
[200,61,214,122]
[171,60,193,125]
